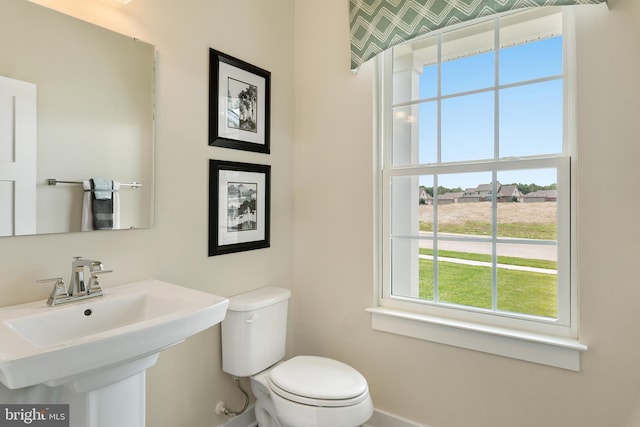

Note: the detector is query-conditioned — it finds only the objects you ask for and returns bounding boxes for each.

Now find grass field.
[413,202,558,318]
[418,249,558,318]
[420,201,557,225]
[419,201,558,240]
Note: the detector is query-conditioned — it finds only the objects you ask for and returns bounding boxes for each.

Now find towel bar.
[46,179,142,188]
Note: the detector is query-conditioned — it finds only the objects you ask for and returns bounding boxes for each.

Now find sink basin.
[0,279,229,390]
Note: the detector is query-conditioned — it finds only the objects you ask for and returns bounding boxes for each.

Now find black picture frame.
[209,48,271,154]
[208,160,271,256]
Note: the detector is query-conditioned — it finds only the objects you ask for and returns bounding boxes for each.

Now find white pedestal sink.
[0,279,229,427]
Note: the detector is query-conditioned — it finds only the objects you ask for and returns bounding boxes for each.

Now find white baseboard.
[218,406,428,427]
[363,408,430,427]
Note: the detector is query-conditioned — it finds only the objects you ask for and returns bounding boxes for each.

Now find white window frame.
[371,8,587,371]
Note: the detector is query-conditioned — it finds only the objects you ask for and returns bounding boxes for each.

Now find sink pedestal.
[66,371,146,427]
[0,354,160,427]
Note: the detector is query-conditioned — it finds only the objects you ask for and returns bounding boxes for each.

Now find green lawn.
[417,254,558,319]
[414,216,558,318]
[419,221,557,240]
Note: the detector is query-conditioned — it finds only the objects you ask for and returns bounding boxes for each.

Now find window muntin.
[380,9,573,336]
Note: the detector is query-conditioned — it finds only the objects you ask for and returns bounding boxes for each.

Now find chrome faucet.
[37,257,113,306]
[69,257,105,296]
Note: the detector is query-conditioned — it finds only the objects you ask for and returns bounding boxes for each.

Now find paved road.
[417,232,557,262]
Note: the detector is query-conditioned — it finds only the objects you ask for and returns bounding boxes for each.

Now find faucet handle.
[89,261,105,272]
[36,277,69,306]
[87,269,112,296]
[90,269,113,277]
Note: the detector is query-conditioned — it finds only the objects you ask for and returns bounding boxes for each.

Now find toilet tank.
[221,287,291,377]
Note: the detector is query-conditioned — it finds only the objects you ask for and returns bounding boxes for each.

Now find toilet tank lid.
[227,287,291,312]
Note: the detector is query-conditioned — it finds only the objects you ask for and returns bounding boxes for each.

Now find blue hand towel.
[91,178,113,200]
[90,178,114,230]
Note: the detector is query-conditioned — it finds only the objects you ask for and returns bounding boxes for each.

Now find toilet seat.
[268,356,369,407]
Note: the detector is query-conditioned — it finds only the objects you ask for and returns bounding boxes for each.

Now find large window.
[375,8,584,368]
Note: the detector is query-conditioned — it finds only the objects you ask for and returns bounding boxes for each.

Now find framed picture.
[209,160,271,256]
[209,48,271,154]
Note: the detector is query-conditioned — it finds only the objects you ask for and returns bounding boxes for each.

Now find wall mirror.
[0,0,155,236]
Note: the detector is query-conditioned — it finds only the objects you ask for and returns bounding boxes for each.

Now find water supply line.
[215,376,249,417]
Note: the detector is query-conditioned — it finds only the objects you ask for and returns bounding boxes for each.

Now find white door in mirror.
[0,75,36,236]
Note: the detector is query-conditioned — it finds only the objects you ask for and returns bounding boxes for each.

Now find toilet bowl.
[252,356,373,427]
[221,287,373,427]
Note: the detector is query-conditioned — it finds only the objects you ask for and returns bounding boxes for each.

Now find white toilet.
[221,287,373,427]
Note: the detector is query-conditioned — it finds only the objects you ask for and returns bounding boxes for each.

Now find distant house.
[421,183,553,205]
[523,189,557,203]
[459,183,524,203]
[460,183,494,202]
[438,192,464,204]
[419,188,433,205]
[497,185,523,202]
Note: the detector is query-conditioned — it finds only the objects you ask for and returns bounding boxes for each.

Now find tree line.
[512,183,557,194]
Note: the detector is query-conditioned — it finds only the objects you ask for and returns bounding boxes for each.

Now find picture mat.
[217,61,266,146]
[217,169,266,246]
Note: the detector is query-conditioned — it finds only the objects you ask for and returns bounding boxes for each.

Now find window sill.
[366,307,587,371]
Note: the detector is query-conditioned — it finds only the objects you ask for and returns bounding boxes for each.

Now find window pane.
[391,238,425,300]
[500,37,563,85]
[441,92,494,163]
[418,176,435,256]
[496,168,557,239]
[442,52,495,96]
[391,175,421,236]
[419,175,435,217]
[437,259,493,309]
[436,173,493,235]
[392,44,438,104]
[435,173,493,309]
[442,20,495,96]
[418,102,438,165]
[419,64,438,100]
[496,242,558,318]
[499,80,563,157]
[393,102,438,167]
[391,50,417,105]
[496,169,558,318]
[392,176,435,301]
[391,105,418,167]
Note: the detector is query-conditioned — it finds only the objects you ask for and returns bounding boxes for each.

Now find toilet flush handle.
[246,314,258,323]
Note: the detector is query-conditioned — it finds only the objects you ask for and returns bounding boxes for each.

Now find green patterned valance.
[349,0,607,70]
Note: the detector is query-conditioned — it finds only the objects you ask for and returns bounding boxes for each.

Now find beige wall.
[0,0,293,426]
[293,1,640,427]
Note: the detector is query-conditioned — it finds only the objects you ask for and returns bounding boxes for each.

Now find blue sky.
[410,37,563,190]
